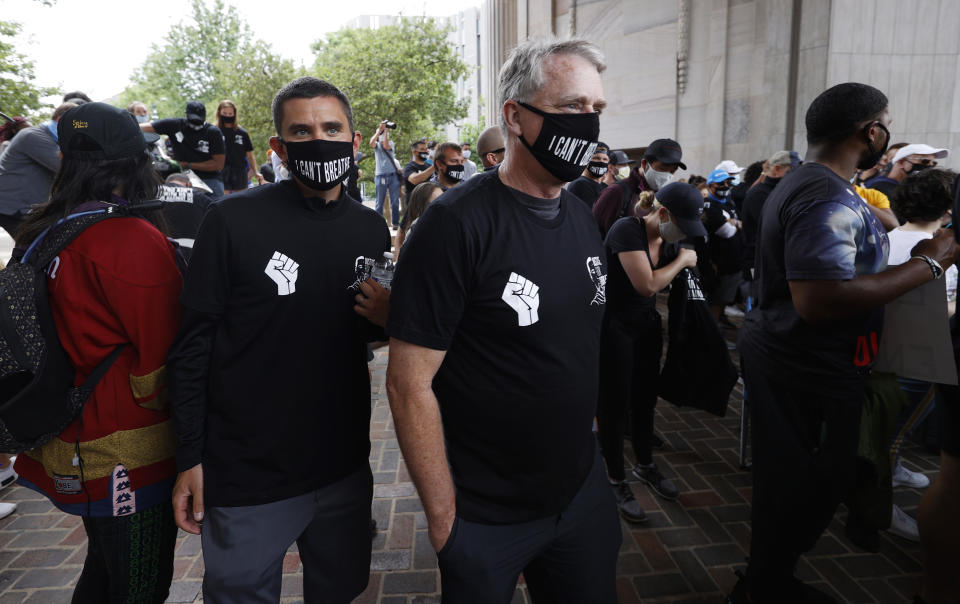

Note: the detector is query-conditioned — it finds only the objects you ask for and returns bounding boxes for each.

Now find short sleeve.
[180,203,230,314]
[152,118,181,137]
[207,127,225,154]
[784,200,860,281]
[605,217,647,255]
[388,204,470,350]
[242,130,253,152]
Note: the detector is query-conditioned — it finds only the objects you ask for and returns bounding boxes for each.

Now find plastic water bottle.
[371,252,395,289]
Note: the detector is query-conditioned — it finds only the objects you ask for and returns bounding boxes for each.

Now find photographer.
[370,119,401,227]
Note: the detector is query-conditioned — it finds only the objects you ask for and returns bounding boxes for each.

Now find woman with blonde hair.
[216,100,263,194]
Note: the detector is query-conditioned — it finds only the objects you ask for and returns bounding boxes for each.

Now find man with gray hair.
[387,37,620,602]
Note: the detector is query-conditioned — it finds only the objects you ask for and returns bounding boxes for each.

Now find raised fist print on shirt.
[502,272,540,327]
[265,251,299,296]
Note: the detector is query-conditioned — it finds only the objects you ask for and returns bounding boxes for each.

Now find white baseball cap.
[891,144,950,165]
[714,160,743,174]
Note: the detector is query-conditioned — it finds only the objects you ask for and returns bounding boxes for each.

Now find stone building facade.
[481,0,960,175]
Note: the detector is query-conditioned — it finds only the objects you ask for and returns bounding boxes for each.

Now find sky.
[6,0,480,103]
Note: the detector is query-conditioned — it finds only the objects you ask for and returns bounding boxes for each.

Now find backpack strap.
[78,344,126,392]
[22,208,121,269]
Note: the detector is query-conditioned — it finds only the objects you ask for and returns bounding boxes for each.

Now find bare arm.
[619,247,698,297]
[139,122,157,134]
[789,230,960,323]
[245,151,263,183]
[369,124,384,148]
[386,338,456,551]
[869,206,899,231]
[408,164,435,185]
[183,154,225,173]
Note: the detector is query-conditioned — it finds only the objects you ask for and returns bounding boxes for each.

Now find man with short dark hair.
[593,139,685,237]
[168,76,390,603]
[476,125,505,169]
[431,141,465,191]
[403,138,435,206]
[388,37,620,602]
[0,102,75,237]
[567,141,609,208]
[141,101,226,197]
[730,82,960,603]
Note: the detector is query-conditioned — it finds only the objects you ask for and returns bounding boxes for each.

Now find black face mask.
[187,118,204,131]
[221,115,236,125]
[443,164,465,182]
[587,161,608,177]
[909,161,933,174]
[857,121,890,170]
[516,101,600,182]
[281,138,354,191]
[713,186,730,199]
[417,151,429,161]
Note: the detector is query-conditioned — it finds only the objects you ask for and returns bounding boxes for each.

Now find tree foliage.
[0,20,58,119]
[120,0,251,120]
[311,18,470,176]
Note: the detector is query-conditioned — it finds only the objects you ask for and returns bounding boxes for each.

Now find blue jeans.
[375,172,401,226]
[201,177,225,199]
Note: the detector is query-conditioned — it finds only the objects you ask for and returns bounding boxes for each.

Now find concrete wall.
[482,0,960,175]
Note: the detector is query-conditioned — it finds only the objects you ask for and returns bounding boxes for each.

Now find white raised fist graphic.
[264,251,299,296]
[501,272,540,327]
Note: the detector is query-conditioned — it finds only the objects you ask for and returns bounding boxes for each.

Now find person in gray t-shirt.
[0,102,77,238]
[369,120,401,227]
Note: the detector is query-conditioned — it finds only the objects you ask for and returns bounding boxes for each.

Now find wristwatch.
[912,254,944,280]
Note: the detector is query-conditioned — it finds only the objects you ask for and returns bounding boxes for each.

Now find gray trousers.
[201,466,373,604]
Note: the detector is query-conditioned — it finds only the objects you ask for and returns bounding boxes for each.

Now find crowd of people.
[0,35,958,604]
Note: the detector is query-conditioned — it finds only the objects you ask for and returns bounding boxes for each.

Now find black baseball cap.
[58,102,149,161]
[656,182,707,237]
[644,138,686,170]
[609,150,635,165]
[186,100,205,122]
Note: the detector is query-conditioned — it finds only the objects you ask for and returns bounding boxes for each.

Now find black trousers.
[436,452,620,604]
[741,345,862,594]
[72,504,178,604]
[597,309,662,480]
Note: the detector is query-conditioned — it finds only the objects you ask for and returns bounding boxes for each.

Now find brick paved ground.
[0,305,936,603]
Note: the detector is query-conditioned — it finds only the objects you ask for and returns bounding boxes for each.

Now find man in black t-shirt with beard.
[141,101,226,197]
[167,77,389,603]
[730,83,960,604]
[567,140,609,208]
[387,38,619,603]
[403,138,435,206]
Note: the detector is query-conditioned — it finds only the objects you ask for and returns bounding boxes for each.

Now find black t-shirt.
[702,196,744,275]
[739,162,889,387]
[567,176,605,209]
[740,178,778,272]
[157,186,215,263]
[219,126,253,170]
[604,216,663,313]
[152,119,225,179]
[180,180,390,506]
[388,170,607,524]
[403,160,430,204]
[730,180,750,214]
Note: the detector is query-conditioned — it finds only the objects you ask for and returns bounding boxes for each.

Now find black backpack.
[0,208,127,453]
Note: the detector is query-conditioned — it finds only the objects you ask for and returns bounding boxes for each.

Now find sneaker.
[0,502,15,520]
[887,504,920,542]
[0,456,16,491]
[613,481,647,523]
[892,462,930,489]
[632,462,679,500]
[725,305,745,318]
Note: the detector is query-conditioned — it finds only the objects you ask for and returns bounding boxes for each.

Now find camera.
[383,121,397,130]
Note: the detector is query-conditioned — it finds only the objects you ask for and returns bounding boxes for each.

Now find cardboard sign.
[874,278,957,385]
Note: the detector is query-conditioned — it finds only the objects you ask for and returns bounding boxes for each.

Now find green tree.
[458,114,487,171]
[215,40,302,159]
[311,17,470,178]
[0,20,58,119]
[120,0,251,120]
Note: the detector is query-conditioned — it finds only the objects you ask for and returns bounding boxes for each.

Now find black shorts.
[222,165,249,190]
